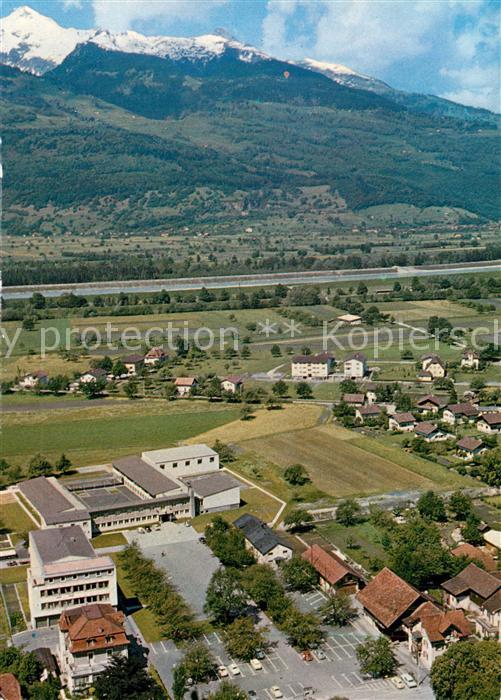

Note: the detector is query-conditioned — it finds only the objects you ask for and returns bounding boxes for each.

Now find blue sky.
[5,0,500,111]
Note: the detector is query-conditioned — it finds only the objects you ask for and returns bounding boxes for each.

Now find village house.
[441,563,500,640]
[442,403,479,425]
[461,350,480,370]
[343,352,368,379]
[451,543,496,573]
[417,370,434,383]
[144,347,166,366]
[388,412,417,432]
[28,526,117,628]
[0,674,22,700]
[414,422,449,442]
[421,354,446,379]
[234,514,293,567]
[291,352,334,379]
[79,368,107,384]
[337,313,362,326]
[456,436,486,461]
[356,405,384,423]
[364,382,378,404]
[342,393,365,407]
[402,601,471,670]
[415,395,448,414]
[302,545,364,594]
[482,529,500,557]
[18,370,48,390]
[357,567,424,637]
[221,375,245,394]
[122,354,144,376]
[58,604,129,694]
[174,376,198,396]
[477,412,501,434]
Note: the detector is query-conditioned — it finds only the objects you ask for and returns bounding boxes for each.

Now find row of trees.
[118,543,199,642]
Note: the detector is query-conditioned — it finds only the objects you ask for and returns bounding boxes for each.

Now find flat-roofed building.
[142,444,219,479]
[112,456,184,500]
[28,526,117,628]
[182,472,241,515]
[17,477,91,537]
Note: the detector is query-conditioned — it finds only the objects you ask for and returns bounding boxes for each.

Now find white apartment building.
[28,526,117,628]
[343,352,368,379]
[291,352,333,379]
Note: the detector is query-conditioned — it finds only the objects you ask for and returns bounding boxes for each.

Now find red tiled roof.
[446,403,478,417]
[391,412,416,424]
[416,395,447,407]
[223,375,244,385]
[456,436,484,452]
[357,567,421,628]
[405,602,471,643]
[175,376,197,386]
[451,544,496,572]
[123,354,144,364]
[0,673,22,700]
[442,563,500,600]
[343,393,365,404]
[414,422,439,437]
[59,604,129,655]
[302,545,362,586]
[478,412,501,426]
[145,347,165,358]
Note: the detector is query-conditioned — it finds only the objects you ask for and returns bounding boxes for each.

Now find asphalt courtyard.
[125,523,220,617]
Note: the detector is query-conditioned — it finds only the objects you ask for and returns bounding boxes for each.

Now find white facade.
[343,357,367,379]
[245,540,293,567]
[421,357,446,378]
[196,487,241,514]
[291,358,332,379]
[142,444,219,479]
[18,372,48,389]
[28,528,117,628]
[461,352,480,370]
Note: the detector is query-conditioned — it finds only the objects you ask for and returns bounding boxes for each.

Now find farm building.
[357,567,423,637]
[302,544,364,594]
[234,514,292,567]
[174,376,198,396]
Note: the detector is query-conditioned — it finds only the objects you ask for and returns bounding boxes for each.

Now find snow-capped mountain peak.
[1,5,94,74]
[0,6,270,74]
[300,57,364,79]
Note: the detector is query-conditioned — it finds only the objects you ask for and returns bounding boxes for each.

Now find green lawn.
[0,565,28,585]
[91,532,127,549]
[1,402,240,468]
[316,521,389,571]
[0,502,39,534]
[110,553,164,643]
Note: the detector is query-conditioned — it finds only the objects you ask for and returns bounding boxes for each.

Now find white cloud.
[62,0,82,9]
[261,0,500,112]
[92,0,228,33]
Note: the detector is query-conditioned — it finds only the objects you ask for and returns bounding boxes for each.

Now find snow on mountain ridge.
[0,6,270,74]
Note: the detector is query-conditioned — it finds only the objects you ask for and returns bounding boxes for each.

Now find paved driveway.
[125,523,220,617]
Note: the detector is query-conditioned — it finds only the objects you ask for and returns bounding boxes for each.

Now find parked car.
[301,650,313,662]
[271,687,283,699]
[229,663,240,676]
[250,659,263,671]
[255,649,266,659]
[390,676,405,689]
[401,673,417,688]
[316,649,326,660]
[217,665,229,678]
